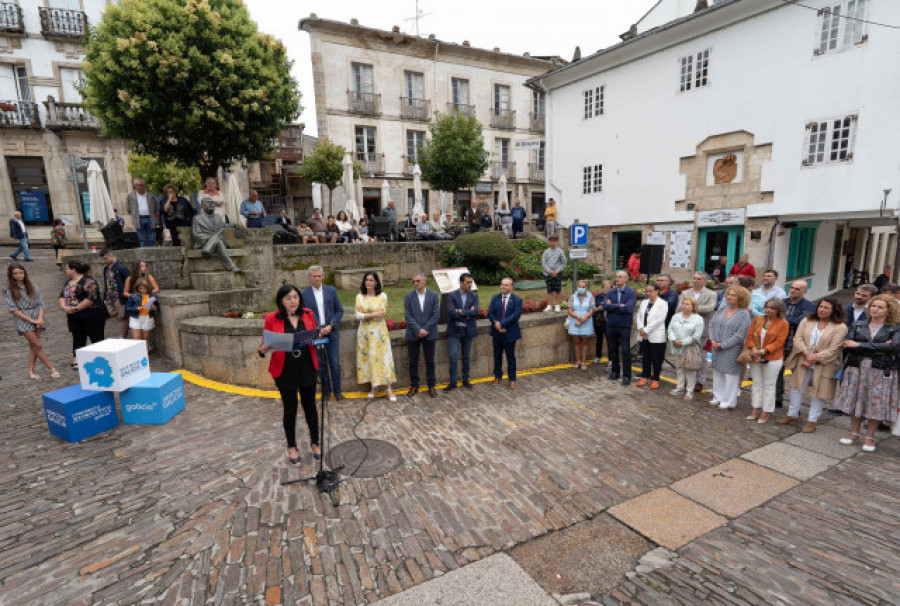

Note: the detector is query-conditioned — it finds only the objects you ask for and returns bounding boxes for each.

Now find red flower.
[386,319,395,330]
[225,310,239,318]
[522,301,536,313]
[477,308,488,319]
[398,321,407,329]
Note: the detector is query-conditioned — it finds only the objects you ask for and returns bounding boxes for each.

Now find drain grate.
[325,439,403,478]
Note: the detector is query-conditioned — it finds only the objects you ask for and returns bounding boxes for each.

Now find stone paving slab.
[607,488,727,551]
[372,553,556,606]
[670,458,799,518]
[741,442,840,481]
[783,424,865,459]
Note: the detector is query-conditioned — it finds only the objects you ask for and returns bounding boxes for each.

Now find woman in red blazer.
[258,284,321,465]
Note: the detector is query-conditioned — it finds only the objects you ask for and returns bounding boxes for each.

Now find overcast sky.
[244,0,659,136]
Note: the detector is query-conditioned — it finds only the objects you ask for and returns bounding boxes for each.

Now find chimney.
[309,12,317,18]
[462,40,470,46]
[619,23,637,41]
[493,47,500,52]
[572,46,581,61]
[694,0,709,11]
[350,18,359,26]
[392,25,400,33]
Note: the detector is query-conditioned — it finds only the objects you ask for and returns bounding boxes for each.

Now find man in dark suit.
[844,284,876,327]
[603,270,638,385]
[404,273,441,397]
[301,266,345,400]
[445,272,478,392]
[776,280,817,407]
[655,273,679,328]
[488,277,522,388]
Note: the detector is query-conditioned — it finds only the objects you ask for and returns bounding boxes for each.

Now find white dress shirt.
[136,192,149,216]
[417,290,427,312]
[312,286,326,326]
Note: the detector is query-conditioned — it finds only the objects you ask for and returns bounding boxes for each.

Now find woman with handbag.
[708,286,752,409]
[834,294,900,452]
[744,298,789,423]
[567,280,595,370]
[635,283,668,389]
[667,296,705,400]
[778,297,847,433]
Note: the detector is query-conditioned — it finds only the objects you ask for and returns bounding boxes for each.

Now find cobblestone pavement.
[1,250,897,605]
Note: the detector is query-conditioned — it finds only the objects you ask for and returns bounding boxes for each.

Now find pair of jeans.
[137,216,156,247]
[606,325,632,377]
[318,335,342,398]
[640,341,666,381]
[11,237,30,260]
[512,220,523,238]
[492,336,517,381]
[447,335,473,385]
[408,338,436,388]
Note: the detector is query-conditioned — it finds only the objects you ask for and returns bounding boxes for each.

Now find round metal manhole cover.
[325,439,403,478]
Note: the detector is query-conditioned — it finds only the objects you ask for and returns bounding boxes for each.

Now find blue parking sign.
[570,223,588,247]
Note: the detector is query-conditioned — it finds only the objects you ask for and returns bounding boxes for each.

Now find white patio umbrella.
[340,153,359,221]
[312,183,323,210]
[355,177,365,219]
[439,191,447,218]
[411,164,426,221]
[224,173,243,225]
[380,179,390,210]
[86,160,114,226]
[518,184,525,209]
[497,173,508,219]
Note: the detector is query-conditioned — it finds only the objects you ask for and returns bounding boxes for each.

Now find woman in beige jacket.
[777,298,847,432]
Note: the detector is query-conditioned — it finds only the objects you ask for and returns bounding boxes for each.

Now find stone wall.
[65,247,187,290]
[176,313,573,391]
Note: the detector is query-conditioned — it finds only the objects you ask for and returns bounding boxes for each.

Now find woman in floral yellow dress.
[356,271,397,401]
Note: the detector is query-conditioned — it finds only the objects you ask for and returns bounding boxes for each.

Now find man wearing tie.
[445,272,478,392]
[300,266,345,400]
[603,270,638,385]
[488,277,523,388]
[404,273,441,397]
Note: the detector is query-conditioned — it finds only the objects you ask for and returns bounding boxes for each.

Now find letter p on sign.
[571,223,588,247]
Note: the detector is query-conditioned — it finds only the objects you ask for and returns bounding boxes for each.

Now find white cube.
[77,339,151,393]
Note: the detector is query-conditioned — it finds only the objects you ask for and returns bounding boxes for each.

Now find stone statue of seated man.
[192,198,241,273]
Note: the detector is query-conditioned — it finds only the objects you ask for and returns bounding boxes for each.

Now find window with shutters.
[679,50,710,92]
[803,114,857,166]
[815,0,868,56]
[583,85,604,119]
[582,165,602,194]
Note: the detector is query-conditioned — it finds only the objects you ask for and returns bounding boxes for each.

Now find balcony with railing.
[400,97,430,121]
[44,96,99,131]
[530,112,545,133]
[0,101,40,128]
[491,108,516,130]
[528,163,545,182]
[0,2,24,34]
[490,161,515,180]
[347,91,380,116]
[39,6,87,39]
[356,152,384,175]
[447,102,475,118]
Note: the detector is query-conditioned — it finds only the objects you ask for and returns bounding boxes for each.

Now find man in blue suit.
[603,270,637,385]
[404,273,441,397]
[445,272,478,392]
[488,277,522,388]
[301,266,345,400]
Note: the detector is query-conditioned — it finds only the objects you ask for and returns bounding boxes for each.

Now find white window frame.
[814,0,868,56]
[583,85,605,119]
[406,129,426,161]
[802,113,858,167]
[582,166,591,194]
[451,77,469,106]
[350,63,374,94]
[582,164,602,194]
[583,88,593,119]
[355,125,377,160]
[679,49,710,92]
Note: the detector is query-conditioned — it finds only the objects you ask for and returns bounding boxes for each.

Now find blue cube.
[120,373,186,425]
[42,385,119,443]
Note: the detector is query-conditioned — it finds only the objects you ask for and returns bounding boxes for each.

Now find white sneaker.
[554,305,561,312]
[717,403,733,410]
[543,305,553,312]
[709,398,720,406]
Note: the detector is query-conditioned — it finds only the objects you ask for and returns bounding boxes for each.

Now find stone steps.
[190,271,246,291]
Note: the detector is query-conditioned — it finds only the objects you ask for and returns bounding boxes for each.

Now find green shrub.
[454,232,516,265]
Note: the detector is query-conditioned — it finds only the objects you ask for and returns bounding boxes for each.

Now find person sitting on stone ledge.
[324,215,341,244]
[416,213,437,241]
[297,221,319,244]
[192,198,241,273]
[430,214,453,240]
[306,209,328,243]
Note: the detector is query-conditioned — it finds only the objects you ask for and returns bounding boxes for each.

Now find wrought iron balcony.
[447,102,475,118]
[0,100,40,128]
[530,112,545,133]
[347,91,380,116]
[356,152,384,175]
[528,163,545,182]
[0,2,24,34]
[490,161,515,180]
[44,96,100,131]
[400,97,430,121]
[39,6,87,39]
[491,108,516,130]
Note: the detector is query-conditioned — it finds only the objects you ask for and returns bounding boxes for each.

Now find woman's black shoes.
[287,453,302,466]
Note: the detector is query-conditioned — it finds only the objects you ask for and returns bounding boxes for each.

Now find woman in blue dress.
[568,279,596,370]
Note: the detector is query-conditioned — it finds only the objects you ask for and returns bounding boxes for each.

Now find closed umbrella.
[312,183,323,210]
[341,153,354,208]
[86,160,113,226]
[497,173,508,222]
[355,177,365,219]
[412,164,426,221]
[518,184,525,210]
[439,191,447,218]
[380,179,390,210]
[225,173,243,225]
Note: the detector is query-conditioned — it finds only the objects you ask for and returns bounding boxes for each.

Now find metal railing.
[490,161,515,180]
[347,91,380,115]
[447,102,475,117]
[0,100,40,128]
[491,108,516,130]
[530,112,545,132]
[400,97,430,121]
[44,96,99,130]
[38,6,87,38]
[0,2,24,34]
[356,152,384,175]
[528,163,545,182]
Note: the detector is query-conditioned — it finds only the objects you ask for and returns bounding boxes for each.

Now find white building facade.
[0,0,132,245]
[300,16,559,226]
[536,0,900,298]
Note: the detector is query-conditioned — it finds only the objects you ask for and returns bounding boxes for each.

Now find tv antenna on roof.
[404,0,432,36]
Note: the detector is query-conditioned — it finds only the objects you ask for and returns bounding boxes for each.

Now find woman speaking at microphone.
[258,284,322,465]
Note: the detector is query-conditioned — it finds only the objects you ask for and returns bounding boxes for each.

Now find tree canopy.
[295,139,361,215]
[417,112,490,193]
[82,0,301,178]
[127,153,201,195]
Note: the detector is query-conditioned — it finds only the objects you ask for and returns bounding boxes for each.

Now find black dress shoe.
[462,381,474,390]
[621,376,631,386]
[609,372,620,380]
[428,387,437,398]
[407,387,419,397]
[443,384,457,392]
[287,453,301,465]
[334,394,346,401]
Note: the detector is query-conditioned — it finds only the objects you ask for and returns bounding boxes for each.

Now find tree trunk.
[328,186,334,217]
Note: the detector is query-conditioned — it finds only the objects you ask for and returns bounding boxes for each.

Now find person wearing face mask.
[567,280,595,370]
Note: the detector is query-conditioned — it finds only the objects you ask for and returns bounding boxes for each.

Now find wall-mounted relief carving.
[0,34,23,53]
[711,152,739,184]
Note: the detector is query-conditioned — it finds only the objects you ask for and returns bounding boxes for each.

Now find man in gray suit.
[125,177,159,247]
[404,272,440,397]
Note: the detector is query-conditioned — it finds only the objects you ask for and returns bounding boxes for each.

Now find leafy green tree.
[417,112,490,197]
[82,0,301,179]
[127,152,201,195]
[296,139,360,216]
